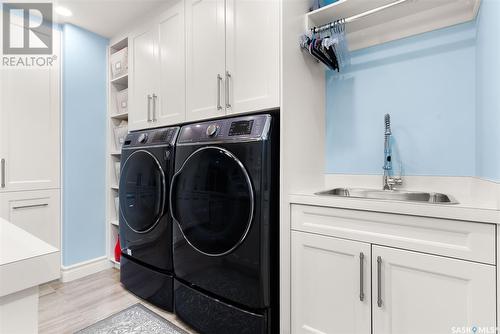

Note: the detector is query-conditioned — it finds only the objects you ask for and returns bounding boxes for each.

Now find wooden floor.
[39,268,196,334]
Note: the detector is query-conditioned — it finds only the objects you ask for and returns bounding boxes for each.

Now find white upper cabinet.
[186,0,226,121]
[292,232,371,334]
[129,0,186,130]
[186,0,280,121]
[158,2,187,126]
[130,25,160,131]
[0,56,60,192]
[129,0,280,129]
[372,246,496,334]
[225,0,280,115]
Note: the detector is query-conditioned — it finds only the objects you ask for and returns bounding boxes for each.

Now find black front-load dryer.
[119,126,179,312]
[170,113,279,334]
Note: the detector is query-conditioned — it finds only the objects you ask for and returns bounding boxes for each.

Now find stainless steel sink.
[315,188,458,204]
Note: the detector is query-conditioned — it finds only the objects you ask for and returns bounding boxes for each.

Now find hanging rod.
[312,0,412,33]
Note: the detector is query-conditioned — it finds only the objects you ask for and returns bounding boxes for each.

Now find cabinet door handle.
[147,94,152,122]
[225,71,231,109]
[377,256,383,307]
[1,158,5,188]
[359,252,365,301]
[12,203,49,210]
[152,94,157,122]
[217,74,223,110]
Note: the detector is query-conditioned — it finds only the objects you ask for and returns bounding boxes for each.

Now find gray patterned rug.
[75,304,189,334]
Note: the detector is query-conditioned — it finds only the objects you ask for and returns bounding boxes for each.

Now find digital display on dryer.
[229,120,254,136]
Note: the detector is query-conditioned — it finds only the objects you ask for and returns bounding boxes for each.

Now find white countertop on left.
[0,218,60,297]
[0,218,58,266]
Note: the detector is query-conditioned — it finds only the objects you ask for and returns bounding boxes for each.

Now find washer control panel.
[123,127,180,148]
[178,114,272,144]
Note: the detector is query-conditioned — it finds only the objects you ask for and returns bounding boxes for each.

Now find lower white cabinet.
[372,245,496,334]
[0,189,60,249]
[291,231,496,334]
[291,232,371,334]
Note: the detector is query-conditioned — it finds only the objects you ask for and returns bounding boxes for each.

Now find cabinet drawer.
[291,204,496,264]
[0,189,60,249]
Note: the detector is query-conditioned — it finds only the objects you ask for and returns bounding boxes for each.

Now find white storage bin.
[114,196,119,219]
[110,47,128,79]
[114,161,121,184]
[113,120,128,150]
[115,88,128,114]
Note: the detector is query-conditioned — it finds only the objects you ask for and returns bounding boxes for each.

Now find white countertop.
[0,218,60,297]
[289,192,500,224]
[0,218,58,266]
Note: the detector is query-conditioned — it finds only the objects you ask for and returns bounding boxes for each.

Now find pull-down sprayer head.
[383,114,392,172]
[384,114,391,136]
[382,113,403,190]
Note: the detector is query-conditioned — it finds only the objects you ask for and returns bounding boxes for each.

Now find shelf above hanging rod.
[305,0,480,51]
[312,0,411,33]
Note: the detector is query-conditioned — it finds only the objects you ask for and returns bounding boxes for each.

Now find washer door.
[170,147,254,256]
[120,150,165,233]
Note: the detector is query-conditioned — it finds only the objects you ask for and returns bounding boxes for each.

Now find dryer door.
[120,150,165,233]
[170,146,254,256]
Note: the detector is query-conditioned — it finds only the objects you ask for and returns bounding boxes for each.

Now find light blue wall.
[62,24,108,266]
[326,22,477,176]
[476,0,500,181]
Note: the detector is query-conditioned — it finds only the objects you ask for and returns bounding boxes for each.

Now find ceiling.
[52,0,171,38]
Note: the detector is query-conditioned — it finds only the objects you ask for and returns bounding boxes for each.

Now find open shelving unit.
[107,36,129,270]
[306,0,480,51]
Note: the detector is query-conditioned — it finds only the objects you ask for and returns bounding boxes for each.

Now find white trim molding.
[60,256,111,283]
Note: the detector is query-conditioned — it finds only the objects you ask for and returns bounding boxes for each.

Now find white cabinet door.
[0,189,60,249]
[157,1,186,126]
[291,232,371,334]
[185,0,226,121]
[225,0,280,115]
[130,25,159,131]
[0,66,60,192]
[372,246,496,334]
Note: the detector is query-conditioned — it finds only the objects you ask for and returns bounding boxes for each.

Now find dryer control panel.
[177,114,272,144]
[123,127,180,148]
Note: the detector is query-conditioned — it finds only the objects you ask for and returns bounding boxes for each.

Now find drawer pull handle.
[152,93,157,122]
[12,203,49,210]
[225,71,231,109]
[359,252,365,301]
[1,159,5,188]
[147,94,152,122]
[377,256,383,308]
[217,74,223,110]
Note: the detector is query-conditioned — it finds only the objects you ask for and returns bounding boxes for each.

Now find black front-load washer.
[119,126,179,312]
[170,113,279,334]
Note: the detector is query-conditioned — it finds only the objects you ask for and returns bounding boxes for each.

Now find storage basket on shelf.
[114,196,119,219]
[114,161,121,184]
[113,120,128,151]
[115,88,128,114]
[110,47,128,79]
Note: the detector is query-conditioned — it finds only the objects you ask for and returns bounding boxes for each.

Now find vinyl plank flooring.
[39,268,196,334]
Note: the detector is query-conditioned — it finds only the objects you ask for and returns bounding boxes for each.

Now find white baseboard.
[60,256,111,283]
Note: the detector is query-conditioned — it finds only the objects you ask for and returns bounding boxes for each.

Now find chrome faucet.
[382,114,402,190]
